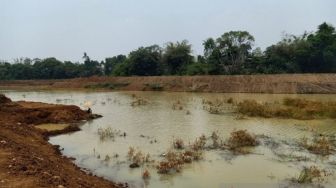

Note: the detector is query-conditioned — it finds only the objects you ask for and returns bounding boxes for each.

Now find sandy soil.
[1,74,336,94]
[35,124,70,132]
[0,94,125,188]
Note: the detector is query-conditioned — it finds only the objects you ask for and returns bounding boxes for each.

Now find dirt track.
[0,94,124,188]
[1,74,336,94]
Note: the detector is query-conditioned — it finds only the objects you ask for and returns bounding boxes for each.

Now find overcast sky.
[1,0,335,62]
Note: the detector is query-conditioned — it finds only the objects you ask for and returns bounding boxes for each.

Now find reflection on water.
[2,90,336,188]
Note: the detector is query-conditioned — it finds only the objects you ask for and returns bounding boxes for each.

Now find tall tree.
[127,45,162,76]
[163,40,193,75]
[104,55,127,75]
[203,31,255,74]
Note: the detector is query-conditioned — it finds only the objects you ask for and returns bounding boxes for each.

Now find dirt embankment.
[1,74,336,94]
[0,94,124,188]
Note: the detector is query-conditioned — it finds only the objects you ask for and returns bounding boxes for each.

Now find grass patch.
[237,98,336,119]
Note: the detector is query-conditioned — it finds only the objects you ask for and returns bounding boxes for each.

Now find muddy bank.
[0,94,124,188]
[1,74,336,94]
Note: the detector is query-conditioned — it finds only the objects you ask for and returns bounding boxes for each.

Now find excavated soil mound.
[0,99,97,125]
[0,95,122,188]
[0,94,11,104]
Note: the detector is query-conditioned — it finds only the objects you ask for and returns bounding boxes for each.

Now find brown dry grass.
[131,98,148,107]
[173,138,185,150]
[202,98,234,114]
[301,136,334,156]
[237,98,336,119]
[127,147,152,168]
[296,166,331,184]
[227,130,258,149]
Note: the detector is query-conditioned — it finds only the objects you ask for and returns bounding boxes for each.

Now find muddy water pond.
[3,90,336,188]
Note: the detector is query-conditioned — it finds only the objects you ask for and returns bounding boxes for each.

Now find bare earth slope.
[0,94,123,188]
[1,74,336,94]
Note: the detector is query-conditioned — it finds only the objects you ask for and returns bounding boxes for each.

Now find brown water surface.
[3,90,336,188]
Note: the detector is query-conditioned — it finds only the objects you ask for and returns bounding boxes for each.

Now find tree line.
[1,22,335,80]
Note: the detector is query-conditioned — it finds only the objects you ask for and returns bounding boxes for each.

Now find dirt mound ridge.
[0,94,11,104]
[0,100,92,125]
[1,74,336,94]
[0,95,122,188]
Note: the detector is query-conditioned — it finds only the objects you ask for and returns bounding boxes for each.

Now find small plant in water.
[131,97,148,107]
[301,136,334,156]
[97,127,122,141]
[156,134,208,175]
[211,131,221,149]
[190,136,206,151]
[227,97,234,104]
[172,100,184,111]
[173,138,185,150]
[226,130,258,151]
[142,169,150,179]
[202,98,233,114]
[157,151,184,174]
[127,147,152,168]
[104,155,111,162]
[296,166,331,184]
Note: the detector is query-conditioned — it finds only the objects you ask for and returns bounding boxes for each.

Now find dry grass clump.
[131,97,148,107]
[237,98,336,119]
[104,155,111,162]
[236,100,276,118]
[301,136,334,156]
[172,100,184,110]
[127,147,152,168]
[157,135,207,174]
[296,166,331,184]
[227,98,234,104]
[211,131,221,149]
[97,127,123,141]
[142,169,150,179]
[173,138,185,150]
[157,151,184,174]
[202,99,226,114]
[202,98,235,114]
[156,149,203,174]
[227,130,258,150]
[190,136,206,151]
